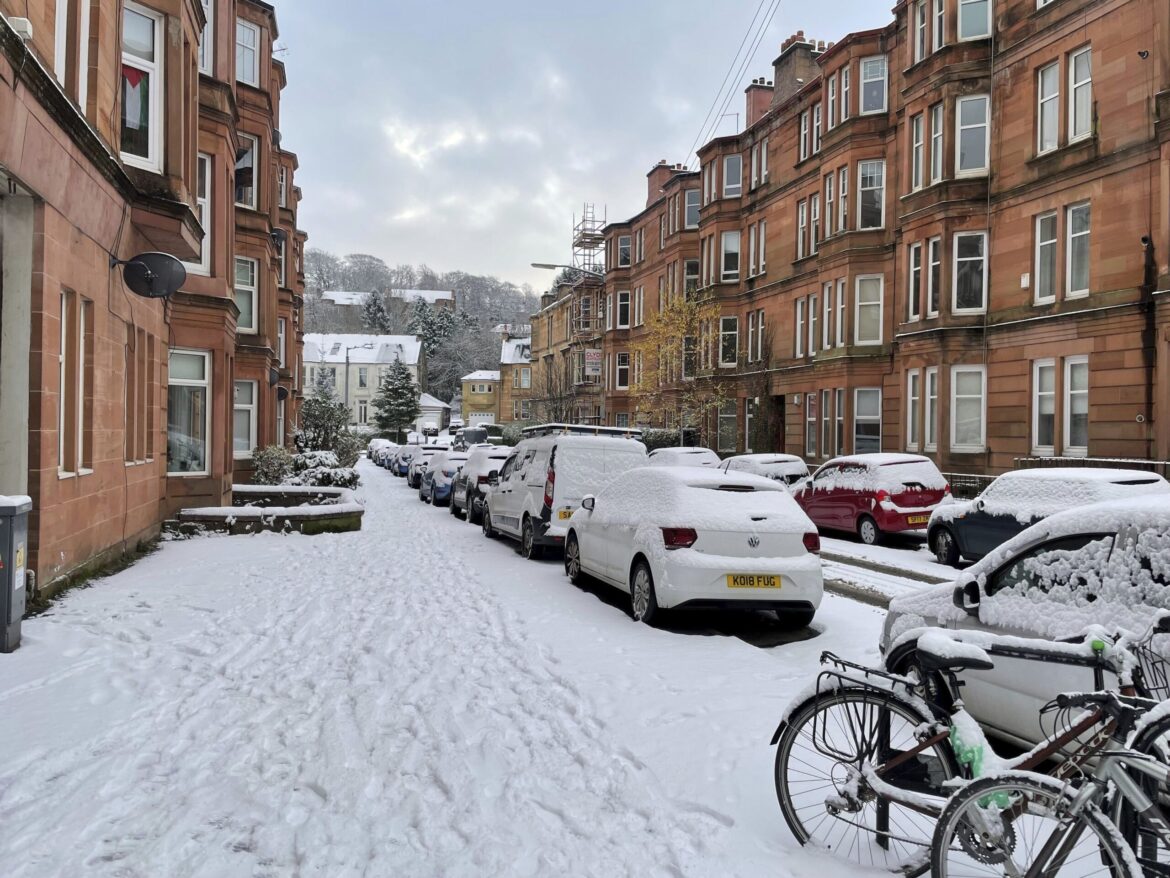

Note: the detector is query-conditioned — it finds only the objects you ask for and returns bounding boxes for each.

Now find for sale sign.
[584,349,602,377]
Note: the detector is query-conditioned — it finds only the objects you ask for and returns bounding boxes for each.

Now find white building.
[303,333,424,426]
[416,393,451,433]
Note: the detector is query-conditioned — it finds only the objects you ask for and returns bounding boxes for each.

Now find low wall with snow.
[168,485,364,536]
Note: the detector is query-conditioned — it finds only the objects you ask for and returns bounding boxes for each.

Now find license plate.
[907,515,930,525]
[727,574,782,589]
[558,509,573,520]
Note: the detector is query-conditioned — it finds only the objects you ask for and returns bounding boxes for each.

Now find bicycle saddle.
[915,630,995,673]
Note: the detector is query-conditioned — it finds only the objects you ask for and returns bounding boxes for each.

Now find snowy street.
[0,459,892,878]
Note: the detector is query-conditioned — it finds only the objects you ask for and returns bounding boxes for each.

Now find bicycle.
[771,618,1170,875]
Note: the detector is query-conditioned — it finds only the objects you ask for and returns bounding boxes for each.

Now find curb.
[821,551,950,587]
[823,579,893,609]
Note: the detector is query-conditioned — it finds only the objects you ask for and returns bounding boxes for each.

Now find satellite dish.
[277,386,290,401]
[120,252,186,299]
[268,367,281,386]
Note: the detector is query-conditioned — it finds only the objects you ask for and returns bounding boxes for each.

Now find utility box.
[0,495,31,653]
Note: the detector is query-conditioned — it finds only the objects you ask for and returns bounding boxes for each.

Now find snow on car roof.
[1001,467,1167,483]
[828,453,931,467]
[726,453,805,464]
[643,465,784,490]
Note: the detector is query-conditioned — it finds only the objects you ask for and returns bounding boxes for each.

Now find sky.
[274,0,892,292]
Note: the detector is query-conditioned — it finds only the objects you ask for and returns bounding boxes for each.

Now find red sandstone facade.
[592,0,1170,474]
[0,0,305,592]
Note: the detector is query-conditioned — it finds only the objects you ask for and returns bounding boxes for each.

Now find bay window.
[723,155,742,197]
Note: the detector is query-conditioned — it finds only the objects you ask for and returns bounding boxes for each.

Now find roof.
[500,338,532,365]
[389,289,454,304]
[320,291,373,306]
[303,333,422,366]
[462,370,501,382]
[419,393,451,409]
[493,323,532,336]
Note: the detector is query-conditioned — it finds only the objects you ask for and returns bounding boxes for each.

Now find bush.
[485,424,504,438]
[500,423,527,447]
[295,397,350,452]
[334,431,362,468]
[641,428,681,451]
[292,450,340,471]
[252,444,295,485]
[283,467,359,489]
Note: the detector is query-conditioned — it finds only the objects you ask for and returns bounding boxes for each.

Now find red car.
[792,453,950,545]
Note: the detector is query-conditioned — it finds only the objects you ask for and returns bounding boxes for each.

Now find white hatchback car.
[647,446,722,468]
[564,467,824,627]
[719,453,809,491]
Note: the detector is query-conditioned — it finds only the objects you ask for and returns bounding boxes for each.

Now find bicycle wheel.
[1118,711,1170,873]
[774,686,958,875]
[932,772,1137,878]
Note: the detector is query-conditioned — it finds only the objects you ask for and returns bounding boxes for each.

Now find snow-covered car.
[448,418,465,430]
[451,445,510,523]
[483,426,648,559]
[419,451,469,505]
[927,467,1170,566]
[880,495,1170,747]
[646,446,721,468]
[719,453,809,490]
[793,453,949,545]
[406,445,445,488]
[564,467,823,627]
[391,447,415,477]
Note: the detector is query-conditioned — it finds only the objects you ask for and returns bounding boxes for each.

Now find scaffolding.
[568,204,606,422]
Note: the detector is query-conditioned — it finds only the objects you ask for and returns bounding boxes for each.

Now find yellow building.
[499,337,533,424]
[460,371,501,427]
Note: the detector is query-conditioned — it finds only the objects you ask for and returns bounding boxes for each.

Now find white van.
[482,424,648,559]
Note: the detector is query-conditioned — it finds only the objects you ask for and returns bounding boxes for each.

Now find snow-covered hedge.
[641,429,681,451]
[283,467,359,489]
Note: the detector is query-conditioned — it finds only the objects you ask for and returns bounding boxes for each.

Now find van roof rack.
[520,422,643,439]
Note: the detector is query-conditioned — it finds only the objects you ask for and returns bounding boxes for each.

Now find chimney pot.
[797,29,805,38]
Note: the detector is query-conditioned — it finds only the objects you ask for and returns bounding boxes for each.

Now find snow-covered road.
[0,460,890,877]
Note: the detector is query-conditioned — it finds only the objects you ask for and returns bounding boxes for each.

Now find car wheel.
[564,532,585,585]
[482,509,496,539]
[775,608,816,630]
[629,560,659,624]
[449,497,460,517]
[857,515,880,546]
[931,527,960,566]
[521,516,544,560]
[468,498,482,525]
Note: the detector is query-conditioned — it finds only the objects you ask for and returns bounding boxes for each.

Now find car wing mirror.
[581,495,595,511]
[952,579,981,615]
[488,469,499,486]
[975,498,986,511]
[1155,612,1170,635]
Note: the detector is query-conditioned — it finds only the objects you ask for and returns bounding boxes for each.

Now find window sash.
[841,67,851,120]
[186,153,212,275]
[617,291,630,328]
[836,279,846,347]
[952,231,988,313]
[719,317,738,367]
[1035,212,1058,303]
[1066,203,1091,297]
[234,255,258,332]
[120,3,163,171]
[950,366,987,451]
[860,56,887,114]
[1069,47,1092,141]
[167,349,211,475]
[858,160,884,229]
[723,155,742,197]
[956,95,990,175]
[233,379,258,458]
[1038,63,1059,154]
[853,388,882,453]
[911,114,925,190]
[235,133,258,208]
[933,0,946,50]
[1064,356,1089,453]
[930,103,944,183]
[795,300,806,357]
[958,0,991,40]
[236,19,260,86]
[924,367,939,450]
[1032,359,1056,453]
[199,0,214,74]
[855,276,883,345]
[907,370,921,449]
[720,231,740,281]
[927,237,942,316]
[908,242,923,320]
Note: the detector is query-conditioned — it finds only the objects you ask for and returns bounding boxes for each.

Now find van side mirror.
[581,495,595,511]
[953,580,981,615]
[1155,612,1170,634]
[488,470,499,486]
[975,498,986,511]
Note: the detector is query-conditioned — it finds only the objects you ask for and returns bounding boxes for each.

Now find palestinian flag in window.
[121,64,150,158]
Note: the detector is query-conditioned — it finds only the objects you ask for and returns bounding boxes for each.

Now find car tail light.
[944,483,951,495]
[802,532,821,554]
[543,467,555,509]
[875,489,891,504]
[661,527,698,549]
[477,474,489,485]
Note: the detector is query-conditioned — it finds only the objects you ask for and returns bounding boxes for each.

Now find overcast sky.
[275,0,890,291]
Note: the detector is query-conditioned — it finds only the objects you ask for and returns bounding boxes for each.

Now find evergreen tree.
[373,360,421,441]
[361,291,395,333]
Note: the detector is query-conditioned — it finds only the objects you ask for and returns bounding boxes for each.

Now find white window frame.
[927,236,942,317]
[120,2,164,173]
[955,95,990,176]
[824,173,835,237]
[860,56,888,115]
[684,189,700,228]
[1064,355,1089,456]
[822,283,832,349]
[836,278,846,347]
[278,166,288,208]
[723,154,742,197]
[758,219,767,273]
[233,379,258,459]
[930,102,944,183]
[277,236,287,289]
[747,311,756,363]
[235,133,258,209]
[617,235,631,267]
[952,231,988,315]
[827,76,837,129]
[1035,211,1058,304]
[795,299,806,357]
[958,0,991,41]
[810,195,821,255]
[933,0,946,51]
[841,67,851,121]
[168,349,212,476]
[838,166,849,231]
[617,290,631,328]
[719,316,738,368]
[199,0,214,75]
[54,0,70,81]
[277,317,286,368]
[812,103,822,153]
[797,200,808,260]
[1032,358,1056,455]
[924,366,939,451]
[914,0,927,63]
[911,113,925,191]
[950,365,987,452]
[854,388,882,453]
[857,160,885,230]
[236,18,260,87]
[1037,62,1059,155]
[907,370,921,450]
[616,352,630,390]
[720,231,740,282]
[1066,202,1091,298]
[808,293,819,355]
[908,242,923,321]
[854,275,884,345]
[234,255,258,334]
[186,153,212,276]
[761,137,769,181]
[748,224,757,276]
[1069,46,1092,142]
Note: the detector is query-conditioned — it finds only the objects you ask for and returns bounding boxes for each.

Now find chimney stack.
[745,77,775,128]
[770,31,825,107]
[646,159,676,207]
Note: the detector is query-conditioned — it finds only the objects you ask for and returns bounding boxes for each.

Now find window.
[58,291,93,473]
[800,111,809,161]
[1066,202,1090,297]
[234,256,258,333]
[617,235,631,267]
[721,231,740,282]
[684,189,700,228]
[277,398,285,445]
[54,0,69,81]
[357,400,368,425]
[914,1,927,63]
[684,259,699,295]
[835,388,845,455]
[805,394,817,458]
[605,294,612,330]
[934,0,946,50]
[839,167,849,231]
[199,0,214,74]
[858,160,885,229]
[358,367,368,389]
[277,237,287,289]
[635,286,644,326]
[930,103,944,183]
[1069,47,1092,141]
[854,389,882,452]
[718,401,737,453]
[911,114,925,190]
[186,154,211,275]
[924,366,939,451]
[1038,63,1059,154]
[1035,212,1057,303]
[660,215,665,250]
[124,327,154,463]
[927,236,942,316]
[797,200,808,259]
[795,299,806,357]
[168,350,210,474]
[747,311,756,362]
[822,284,832,349]
[907,371,921,450]
[617,290,631,328]
[521,367,531,389]
[819,389,831,457]
[953,231,987,313]
[723,155,742,197]
[233,380,257,458]
[759,220,767,273]
[1065,356,1089,454]
[719,317,738,367]
[761,137,769,181]
[950,365,986,451]
[278,167,288,208]
[824,173,835,237]
[616,353,630,389]
[810,196,821,254]
[855,276,883,344]
[812,104,822,153]
[860,56,887,114]
[121,3,163,171]
[1032,359,1055,453]
[749,224,757,276]
[235,133,257,208]
[745,398,757,453]
[277,317,286,367]
[908,242,923,321]
[236,19,260,87]
[827,76,837,129]
[836,278,846,347]
[956,95,989,175]
[841,67,851,121]
[636,229,645,262]
[958,0,990,40]
[809,293,819,354]
[682,336,697,380]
